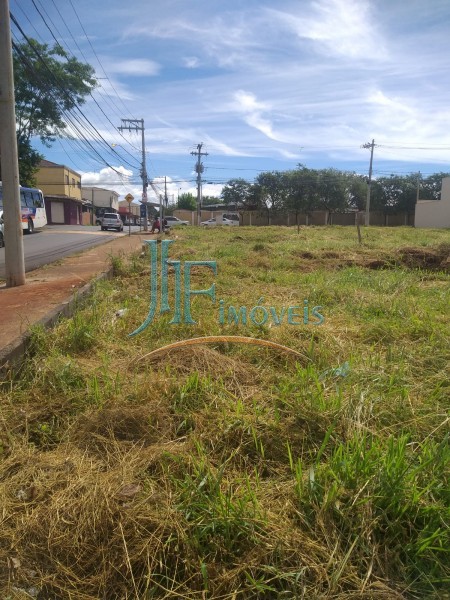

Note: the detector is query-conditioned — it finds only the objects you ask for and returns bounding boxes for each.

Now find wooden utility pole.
[191,143,208,225]
[362,139,376,226]
[0,0,25,286]
[118,119,148,231]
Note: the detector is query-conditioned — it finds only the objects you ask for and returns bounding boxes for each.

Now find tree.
[373,174,418,213]
[421,172,450,200]
[345,173,367,211]
[221,178,254,208]
[177,193,197,211]
[202,195,222,206]
[284,166,318,227]
[254,171,288,223]
[315,168,348,221]
[12,39,97,185]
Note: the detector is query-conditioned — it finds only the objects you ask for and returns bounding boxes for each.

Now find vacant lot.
[1,226,449,599]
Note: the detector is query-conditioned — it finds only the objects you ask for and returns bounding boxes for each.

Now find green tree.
[221,178,254,208]
[421,172,450,200]
[177,193,197,211]
[284,166,318,226]
[255,171,288,223]
[345,172,367,211]
[13,39,97,185]
[202,195,222,206]
[372,174,418,213]
[315,168,348,221]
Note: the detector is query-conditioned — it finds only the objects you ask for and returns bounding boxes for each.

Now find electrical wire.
[13,0,141,165]
[11,14,138,176]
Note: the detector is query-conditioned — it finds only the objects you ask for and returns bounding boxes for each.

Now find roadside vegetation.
[0,226,449,599]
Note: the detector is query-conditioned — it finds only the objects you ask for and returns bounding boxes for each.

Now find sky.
[9,0,450,203]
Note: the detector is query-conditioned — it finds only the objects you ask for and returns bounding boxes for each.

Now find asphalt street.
[0,224,142,279]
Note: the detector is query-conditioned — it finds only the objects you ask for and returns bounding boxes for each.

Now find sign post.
[142,191,148,232]
[125,193,134,236]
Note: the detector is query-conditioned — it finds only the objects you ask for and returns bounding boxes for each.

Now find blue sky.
[10,0,450,202]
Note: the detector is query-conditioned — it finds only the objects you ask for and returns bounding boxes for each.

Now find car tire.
[26,218,34,234]
[101,226,106,231]
[0,231,4,248]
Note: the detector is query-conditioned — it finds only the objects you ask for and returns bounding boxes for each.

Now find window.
[72,178,75,187]
[65,175,69,185]
[32,191,43,207]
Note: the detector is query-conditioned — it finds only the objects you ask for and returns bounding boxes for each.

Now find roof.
[39,160,81,177]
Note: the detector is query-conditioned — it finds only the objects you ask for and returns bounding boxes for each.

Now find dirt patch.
[396,244,450,271]
[289,244,450,273]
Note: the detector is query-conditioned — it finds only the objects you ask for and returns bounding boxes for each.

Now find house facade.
[415,176,450,228]
[118,200,141,223]
[81,187,120,223]
[35,160,83,225]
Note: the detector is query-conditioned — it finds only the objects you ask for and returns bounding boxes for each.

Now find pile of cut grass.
[0,226,449,599]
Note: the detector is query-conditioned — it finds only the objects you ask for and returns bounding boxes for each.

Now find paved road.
[0,224,141,279]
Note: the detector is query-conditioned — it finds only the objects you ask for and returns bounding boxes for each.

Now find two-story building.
[81,186,120,224]
[35,160,84,225]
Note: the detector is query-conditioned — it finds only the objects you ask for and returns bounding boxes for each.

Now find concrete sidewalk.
[0,232,148,369]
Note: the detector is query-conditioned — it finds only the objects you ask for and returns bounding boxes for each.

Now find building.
[81,187,120,224]
[118,200,141,224]
[35,160,83,225]
[415,176,450,228]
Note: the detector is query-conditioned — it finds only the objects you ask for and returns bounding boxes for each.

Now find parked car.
[164,216,189,226]
[100,213,123,231]
[201,214,240,226]
[201,218,217,226]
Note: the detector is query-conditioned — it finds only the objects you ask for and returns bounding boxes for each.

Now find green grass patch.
[0,226,449,599]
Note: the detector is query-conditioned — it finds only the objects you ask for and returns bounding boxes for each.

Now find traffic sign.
[125,193,134,203]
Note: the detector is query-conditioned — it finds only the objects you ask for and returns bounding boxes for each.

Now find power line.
[11,29,129,180]
[13,0,141,162]
[66,0,137,121]
[10,15,139,176]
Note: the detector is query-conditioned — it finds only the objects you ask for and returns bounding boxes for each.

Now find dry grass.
[0,226,449,599]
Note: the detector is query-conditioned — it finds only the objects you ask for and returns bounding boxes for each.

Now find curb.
[0,269,112,373]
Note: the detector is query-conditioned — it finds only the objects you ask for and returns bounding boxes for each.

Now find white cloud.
[268,0,388,61]
[231,90,278,139]
[104,59,160,76]
[183,56,200,68]
[81,166,137,200]
[368,90,415,115]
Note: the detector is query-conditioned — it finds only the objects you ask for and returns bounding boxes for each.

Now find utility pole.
[91,188,94,225]
[362,139,376,226]
[0,0,25,286]
[191,143,208,225]
[118,119,148,231]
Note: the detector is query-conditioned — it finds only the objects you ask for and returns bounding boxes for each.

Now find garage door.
[50,201,65,224]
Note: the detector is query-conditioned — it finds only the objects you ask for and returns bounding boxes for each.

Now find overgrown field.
[1,226,449,599]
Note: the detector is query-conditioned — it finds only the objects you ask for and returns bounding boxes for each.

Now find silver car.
[101,213,123,231]
[164,216,189,226]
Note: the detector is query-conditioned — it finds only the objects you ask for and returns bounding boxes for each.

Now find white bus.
[0,182,47,236]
